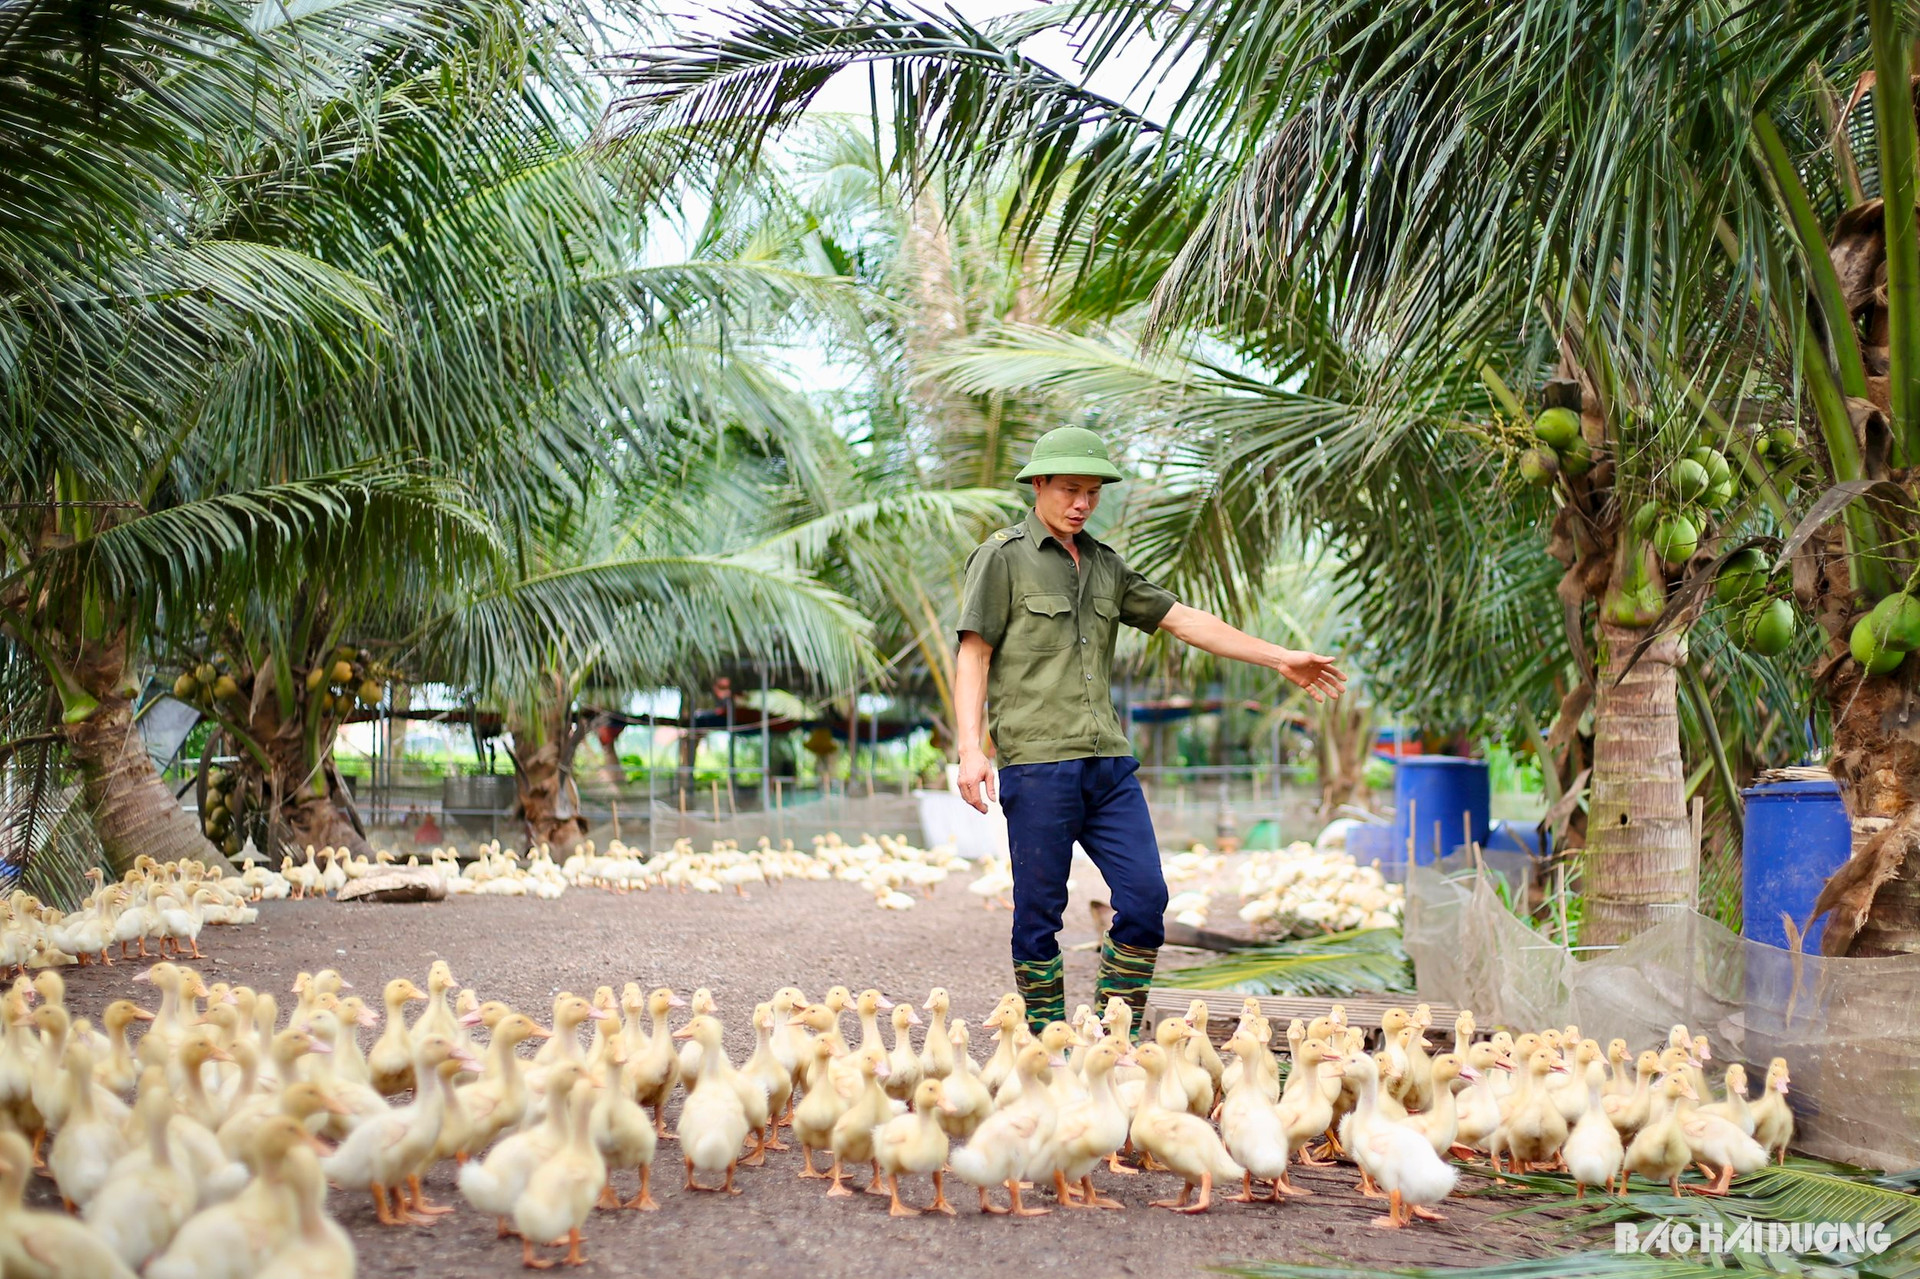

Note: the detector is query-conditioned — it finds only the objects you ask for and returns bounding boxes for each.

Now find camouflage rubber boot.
[1012,954,1066,1036]
[1093,935,1158,1033]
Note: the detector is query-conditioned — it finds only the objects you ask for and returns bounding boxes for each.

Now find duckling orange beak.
[308,1037,335,1054]
[874,1061,891,1080]
[671,1026,695,1041]
[1550,1062,1570,1075]
[458,1009,485,1027]
[586,1007,613,1022]
[131,970,152,985]
[1459,1065,1482,1083]
[1116,1052,1136,1067]
[130,1008,155,1021]
[321,1095,351,1116]
[875,994,894,1009]
[905,1009,923,1027]
[785,1016,810,1028]
[454,1049,482,1071]
[1493,1058,1515,1072]
[208,1046,234,1063]
[356,1009,378,1028]
[668,994,688,1009]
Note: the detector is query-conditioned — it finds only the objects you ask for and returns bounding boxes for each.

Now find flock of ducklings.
[268,833,984,913]
[2,857,268,975]
[0,955,1804,1279]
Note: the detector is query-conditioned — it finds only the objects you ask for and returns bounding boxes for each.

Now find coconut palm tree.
[614,0,1920,950]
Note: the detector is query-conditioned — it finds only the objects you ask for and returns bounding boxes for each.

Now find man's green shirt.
[956,510,1178,766]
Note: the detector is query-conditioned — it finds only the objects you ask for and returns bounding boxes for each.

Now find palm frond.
[1168,928,1415,997]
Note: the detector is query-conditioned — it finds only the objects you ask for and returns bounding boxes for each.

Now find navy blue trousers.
[999,756,1167,962]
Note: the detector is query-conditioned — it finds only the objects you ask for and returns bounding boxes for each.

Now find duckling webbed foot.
[597,1184,621,1210]
[1409,1205,1446,1221]
[1367,1190,1408,1229]
[864,1160,890,1196]
[562,1227,586,1266]
[1225,1171,1261,1203]
[887,1175,921,1217]
[521,1237,558,1269]
[797,1148,828,1179]
[924,1172,958,1216]
[1076,1175,1123,1209]
[406,1175,455,1215]
[626,1166,660,1211]
[1106,1151,1139,1176]
[1005,1178,1051,1216]
[824,1158,856,1197]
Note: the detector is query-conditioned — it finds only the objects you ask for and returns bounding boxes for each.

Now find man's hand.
[1276,648,1348,703]
[957,747,997,814]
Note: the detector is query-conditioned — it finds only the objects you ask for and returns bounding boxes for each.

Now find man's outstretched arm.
[1158,603,1348,702]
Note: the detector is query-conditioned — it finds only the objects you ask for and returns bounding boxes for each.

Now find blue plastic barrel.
[1742,778,1852,951]
[1391,756,1490,867]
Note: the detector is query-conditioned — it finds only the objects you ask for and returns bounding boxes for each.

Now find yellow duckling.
[514,1068,607,1270]
[1749,1058,1794,1164]
[321,1034,476,1226]
[740,1002,793,1164]
[458,1060,588,1238]
[367,978,426,1097]
[1490,1046,1569,1176]
[883,1001,924,1103]
[670,1015,750,1194]
[1044,1036,1131,1209]
[790,1036,850,1179]
[876,1077,952,1216]
[1126,1041,1243,1213]
[949,1043,1056,1216]
[918,989,955,1080]
[0,1129,137,1279]
[1274,1036,1346,1192]
[1340,1053,1456,1230]
[1623,1074,1696,1195]
[149,1117,322,1279]
[457,1013,550,1158]
[627,988,686,1137]
[827,1046,895,1197]
[254,1144,354,1279]
[85,1069,197,1268]
[935,1020,993,1142]
[594,1046,659,1212]
[47,1040,128,1211]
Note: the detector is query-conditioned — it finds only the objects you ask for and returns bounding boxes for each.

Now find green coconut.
[1533,407,1581,451]
[1560,434,1594,476]
[221,834,242,857]
[1630,500,1661,537]
[304,665,327,692]
[1520,447,1557,486]
[1714,549,1769,608]
[212,674,240,701]
[1852,614,1905,674]
[1870,592,1920,652]
[1765,427,1800,463]
[357,679,382,706]
[1739,598,1796,657]
[330,659,355,685]
[1670,458,1711,503]
[1652,514,1699,565]
[1690,446,1731,486]
[1707,476,1737,509]
[172,672,197,700]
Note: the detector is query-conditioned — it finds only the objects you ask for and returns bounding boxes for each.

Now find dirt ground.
[33,874,1588,1278]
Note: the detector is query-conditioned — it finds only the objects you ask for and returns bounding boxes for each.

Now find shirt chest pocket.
[1019,593,1075,652]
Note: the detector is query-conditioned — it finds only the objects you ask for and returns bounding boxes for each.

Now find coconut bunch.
[1235,843,1403,935]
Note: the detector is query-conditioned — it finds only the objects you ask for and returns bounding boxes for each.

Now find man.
[956,426,1346,1034]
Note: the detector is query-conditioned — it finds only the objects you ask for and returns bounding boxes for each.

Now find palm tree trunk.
[1580,622,1695,945]
[512,736,588,853]
[63,636,228,877]
[1816,663,1920,955]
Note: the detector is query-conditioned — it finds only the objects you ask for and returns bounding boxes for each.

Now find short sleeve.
[956,543,1012,648]
[1117,561,1178,633]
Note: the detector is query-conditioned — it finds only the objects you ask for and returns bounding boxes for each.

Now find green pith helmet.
[1014,426,1125,482]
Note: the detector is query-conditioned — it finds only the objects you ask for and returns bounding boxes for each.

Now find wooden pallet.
[1144,986,1469,1050]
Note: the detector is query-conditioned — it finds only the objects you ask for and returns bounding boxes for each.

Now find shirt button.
[1085,673,1092,680]
[1081,636,1088,644]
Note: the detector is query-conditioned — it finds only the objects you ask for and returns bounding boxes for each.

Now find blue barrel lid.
[1740,778,1841,799]
[1397,754,1483,767]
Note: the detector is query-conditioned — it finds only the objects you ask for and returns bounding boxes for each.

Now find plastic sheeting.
[1403,865,1920,1171]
